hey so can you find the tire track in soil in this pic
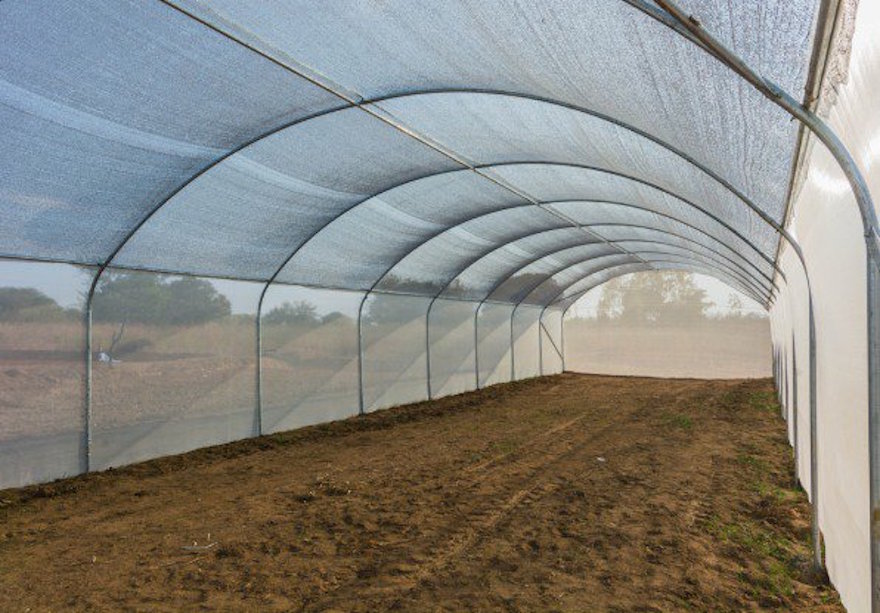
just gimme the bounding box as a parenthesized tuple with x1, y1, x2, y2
(403, 382, 740, 611)
(301, 386, 652, 612)
(394, 407, 659, 604)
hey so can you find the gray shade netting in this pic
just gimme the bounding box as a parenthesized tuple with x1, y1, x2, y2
(15, 1, 880, 610)
(0, 0, 821, 307)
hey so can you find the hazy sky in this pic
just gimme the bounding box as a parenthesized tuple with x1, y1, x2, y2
(0, 260, 362, 315)
(3, 260, 766, 318)
(566, 272, 768, 319)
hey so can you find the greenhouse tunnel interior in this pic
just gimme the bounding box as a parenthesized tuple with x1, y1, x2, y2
(1, 0, 880, 610)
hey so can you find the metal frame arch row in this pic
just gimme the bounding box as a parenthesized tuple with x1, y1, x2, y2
(590, 238, 777, 298)
(472, 161, 779, 262)
(503, 231, 774, 305)
(81, 0, 803, 474)
(466, 238, 769, 319)
(395, 205, 773, 315)
(366, 193, 778, 301)
(136, 1, 797, 277)
(422, 227, 769, 397)
(546, 257, 768, 312)
(148, 0, 807, 285)
(77, 3, 793, 308)
(90, 0, 800, 444)
(79, 0, 844, 584)
(258, 160, 781, 302)
(152, 0, 832, 319)
(520, 249, 770, 308)
(337, 160, 785, 308)
(575, 227, 773, 300)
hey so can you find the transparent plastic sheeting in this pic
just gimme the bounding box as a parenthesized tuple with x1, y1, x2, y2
(769, 2, 880, 608)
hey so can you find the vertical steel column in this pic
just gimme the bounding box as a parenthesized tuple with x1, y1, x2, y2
(808, 296, 821, 569)
(474, 302, 481, 390)
(509, 303, 517, 382)
(255, 308, 263, 436)
(538, 306, 546, 376)
(357, 292, 368, 415)
(560, 309, 566, 372)
(254, 281, 274, 438)
(83, 292, 93, 474)
(81, 269, 107, 475)
(425, 298, 434, 400)
(868, 240, 880, 610)
(792, 333, 800, 486)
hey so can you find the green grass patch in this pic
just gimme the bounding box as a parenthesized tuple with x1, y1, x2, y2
(736, 452, 768, 473)
(663, 413, 694, 430)
(487, 439, 519, 456)
(707, 515, 796, 599)
(747, 390, 779, 414)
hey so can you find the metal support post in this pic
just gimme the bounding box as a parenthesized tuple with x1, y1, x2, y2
(357, 293, 368, 415)
(474, 303, 481, 389)
(426, 299, 434, 400)
(792, 333, 799, 487)
(868, 240, 880, 608)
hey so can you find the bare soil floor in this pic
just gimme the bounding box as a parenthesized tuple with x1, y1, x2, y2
(0, 374, 842, 612)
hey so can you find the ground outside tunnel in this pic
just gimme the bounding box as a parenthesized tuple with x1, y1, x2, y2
(0, 373, 842, 612)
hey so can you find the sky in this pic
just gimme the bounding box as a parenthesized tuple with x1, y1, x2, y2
(0, 260, 361, 315)
(565, 272, 768, 319)
(3, 260, 767, 319)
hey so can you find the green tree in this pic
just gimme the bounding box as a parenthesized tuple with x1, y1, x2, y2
(0, 287, 67, 321)
(597, 272, 710, 325)
(363, 292, 426, 326)
(263, 301, 319, 326)
(92, 273, 231, 325)
(320, 311, 351, 325)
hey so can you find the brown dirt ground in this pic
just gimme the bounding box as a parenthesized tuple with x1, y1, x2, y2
(0, 374, 842, 612)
